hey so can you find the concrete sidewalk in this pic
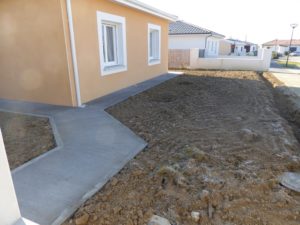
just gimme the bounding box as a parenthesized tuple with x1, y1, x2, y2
(0, 73, 177, 225)
(270, 69, 300, 97)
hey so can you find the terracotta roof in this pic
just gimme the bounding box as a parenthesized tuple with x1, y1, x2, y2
(169, 21, 225, 37)
(263, 39, 300, 46)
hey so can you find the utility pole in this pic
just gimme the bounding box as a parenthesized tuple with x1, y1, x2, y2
(286, 23, 298, 67)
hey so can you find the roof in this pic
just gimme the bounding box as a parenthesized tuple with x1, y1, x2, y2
(112, 0, 177, 21)
(169, 21, 225, 37)
(262, 39, 300, 46)
(227, 38, 257, 46)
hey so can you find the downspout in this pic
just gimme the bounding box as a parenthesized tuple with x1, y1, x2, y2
(204, 32, 213, 56)
(66, 0, 82, 107)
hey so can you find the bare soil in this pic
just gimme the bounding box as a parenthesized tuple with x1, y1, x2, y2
(263, 72, 300, 142)
(0, 111, 56, 170)
(65, 71, 300, 225)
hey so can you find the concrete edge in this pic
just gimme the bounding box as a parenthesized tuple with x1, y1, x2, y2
(51, 141, 147, 225)
(0, 109, 64, 175)
(14, 218, 39, 225)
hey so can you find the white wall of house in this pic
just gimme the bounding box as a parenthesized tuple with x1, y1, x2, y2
(169, 34, 207, 49)
(189, 48, 272, 71)
(263, 45, 288, 54)
(263, 45, 300, 54)
(169, 34, 221, 57)
(0, 130, 21, 225)
(206, 38, 220, 57)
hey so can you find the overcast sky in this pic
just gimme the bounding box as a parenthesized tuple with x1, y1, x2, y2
(141, 0, 300, 45)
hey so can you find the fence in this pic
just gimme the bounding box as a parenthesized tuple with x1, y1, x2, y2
(169, 48, 272, 71)
(168, 49, 190, 69)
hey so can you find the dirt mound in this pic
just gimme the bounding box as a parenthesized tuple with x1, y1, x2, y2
(0, 111, 55, 170)
(263, 72, 300, 142)
(65, 71, 300, 225)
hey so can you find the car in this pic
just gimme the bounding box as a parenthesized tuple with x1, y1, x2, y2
(290, 51, 300, 56)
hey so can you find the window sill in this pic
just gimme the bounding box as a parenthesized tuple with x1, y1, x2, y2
(148, 59, 161, 66)
(101, 65, 127, 76)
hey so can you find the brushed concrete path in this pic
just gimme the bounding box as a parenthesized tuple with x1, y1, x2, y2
(269, 66, 300, 97)
(0, 73, 177, 225)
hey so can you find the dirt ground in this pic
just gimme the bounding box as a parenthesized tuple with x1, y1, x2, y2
(0, 111, 55, 170)
(66, 71, 300, 225)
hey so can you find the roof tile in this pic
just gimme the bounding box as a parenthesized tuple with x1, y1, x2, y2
(169, 21, 224, 37)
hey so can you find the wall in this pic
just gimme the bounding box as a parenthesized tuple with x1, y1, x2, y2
(169, 35, 221, 57)
(0, 130, 21, 225)
(71, 0, 169, 103)
(219, 40, 231, 56)
(0, 0, 76, 106)
(189, 48, 272, 71)
(263, 45, 288, 55)
(168, 49, 190, 69)
(169, 34, 207, 50)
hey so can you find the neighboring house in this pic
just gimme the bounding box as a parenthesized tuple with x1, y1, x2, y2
(0, 0, 177, 107)
(227, 39, 258, 56)
(168, 21, 225, 57)
(262, 39, 300, 55)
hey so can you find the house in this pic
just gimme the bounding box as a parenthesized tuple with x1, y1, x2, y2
(226, 39, 258, 56)
(168, 21, 225, 57)
(0, 0, 177, 107)
(262, 39, 300, 55)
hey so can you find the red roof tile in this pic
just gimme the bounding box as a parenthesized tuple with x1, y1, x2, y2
(263, 39, 300, 46)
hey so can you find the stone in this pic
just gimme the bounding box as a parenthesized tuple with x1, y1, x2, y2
(157, 166, 178, 178)
(110, 177, 119, 186)
(280, 172, 300, 192)
(241, 128, 259, 142)
(200, 190, 210, 201)
(191, 211, 200, 222)
(148, 215, 171, 225)
(185, 146, 207, 162)
(75, 212, 89, 225)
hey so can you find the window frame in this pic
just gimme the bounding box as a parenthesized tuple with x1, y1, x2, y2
(97, 11, 127, 76)
(148, 23, 161, 66)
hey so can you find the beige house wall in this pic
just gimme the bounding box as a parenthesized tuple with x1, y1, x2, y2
(71, 0, 169, 103)
(0, 0, 76, 106)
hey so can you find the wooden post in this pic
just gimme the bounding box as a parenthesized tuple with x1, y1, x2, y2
(0, 129, 22, 225)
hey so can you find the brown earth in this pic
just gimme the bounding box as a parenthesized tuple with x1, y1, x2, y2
(0, 111, 56, 170)
(65, 71, 300, 225)
(262, 72, 300, 142)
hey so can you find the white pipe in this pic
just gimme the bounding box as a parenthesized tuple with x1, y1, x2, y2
(66, 0, 82, 107)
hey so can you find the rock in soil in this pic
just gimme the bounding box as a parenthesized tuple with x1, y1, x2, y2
(280, 172, 300, 192)
(148, 215, 171, 225)
(191, 211, 200, 222)
(75, 212, 89, 225)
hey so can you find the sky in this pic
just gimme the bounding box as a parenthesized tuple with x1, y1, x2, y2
(141, 0, 300, 45)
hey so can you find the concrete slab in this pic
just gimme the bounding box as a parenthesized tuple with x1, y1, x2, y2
(280, 172, 300, 192)
(269, 67, 300, 75)
(0, 73, 178, 225)
(271, 72, 300, 97)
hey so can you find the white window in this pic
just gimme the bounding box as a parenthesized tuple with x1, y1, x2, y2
(97, 11, 127, 76)
(148, 23, 161, 65)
